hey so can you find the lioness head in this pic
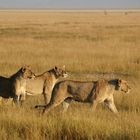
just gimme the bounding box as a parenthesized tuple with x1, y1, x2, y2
(21, 66, 36, 79)
(53, 66, 68, 78)
(117, 79, 131, 94)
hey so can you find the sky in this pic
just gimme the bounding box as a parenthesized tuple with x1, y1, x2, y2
(0, 0, 140, 9)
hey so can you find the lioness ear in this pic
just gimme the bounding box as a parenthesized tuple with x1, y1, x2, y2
(117, 79, 122, 85)
(23, 65, 31, 69)
(54, 66, 58, 70)
(26, 65, 31, 69)
(22, 67, 26, 72)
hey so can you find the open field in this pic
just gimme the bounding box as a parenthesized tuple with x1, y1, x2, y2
(0, 10, 140, 140)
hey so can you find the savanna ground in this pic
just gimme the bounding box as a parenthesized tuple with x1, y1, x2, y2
(0, 10, 140, 140)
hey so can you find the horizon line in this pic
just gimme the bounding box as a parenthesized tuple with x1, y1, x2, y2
(0, 8, 140, 11)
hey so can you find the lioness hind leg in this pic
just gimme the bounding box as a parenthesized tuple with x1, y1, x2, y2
(42, 103, 55, 115)
(62, 98, 72, 113)
(19, 94, 26, 106)
(13, 95, 20, 106)
(43, 97, 67, 115)
(35, 104, 46, 109)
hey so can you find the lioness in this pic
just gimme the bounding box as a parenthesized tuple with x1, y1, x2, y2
(41, 79, 131, 114)
(26, 66, 68, 105)
(0, 66, 35, 105)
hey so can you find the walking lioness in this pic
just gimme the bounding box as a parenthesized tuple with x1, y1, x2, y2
(26, 66, 68, 105)
(42, 79, 131, 114)
(0, 66, 35, 105)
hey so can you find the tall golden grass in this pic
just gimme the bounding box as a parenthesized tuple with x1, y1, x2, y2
(0, 10, 140, 140)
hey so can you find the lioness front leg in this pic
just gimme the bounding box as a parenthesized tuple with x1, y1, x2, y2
(19, 93, 26, 106)
(91, 100, 98, 111)
(13, 95, 20, 106)
(104, 100, 118, 113)
(35, 92, 51, 109)
(43, 92, 51, 105)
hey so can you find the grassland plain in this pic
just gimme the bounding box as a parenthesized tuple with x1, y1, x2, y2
(0, 10, 140, 140)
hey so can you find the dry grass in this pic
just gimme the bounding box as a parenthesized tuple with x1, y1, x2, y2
(0, 10, 140, 140)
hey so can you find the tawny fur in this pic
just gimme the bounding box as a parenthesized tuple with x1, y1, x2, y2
(41, 79, 130, 114)
(0, 66, 35, 105)
(26, 66, 68, 105)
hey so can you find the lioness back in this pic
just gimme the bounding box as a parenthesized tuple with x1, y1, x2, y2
(52, 80, 95, 102)
(26, 78, 44, 95)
